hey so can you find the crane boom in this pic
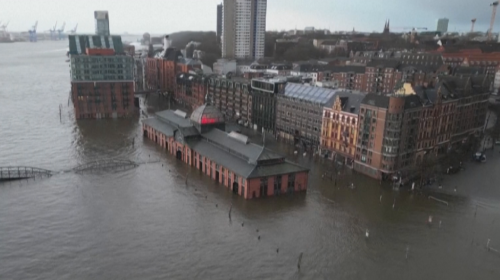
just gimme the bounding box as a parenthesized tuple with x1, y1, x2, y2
(489, 1, 499, 40)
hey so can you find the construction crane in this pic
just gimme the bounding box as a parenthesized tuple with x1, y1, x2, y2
(488, 1, 499, 41)
(57, 22, 65, 40)
(69, 23, 78, 34)
(29, 21, 38, 42)
(471, 18, 477, 33)
(50, 21, 57, 40)
(0, 21, 9, 37)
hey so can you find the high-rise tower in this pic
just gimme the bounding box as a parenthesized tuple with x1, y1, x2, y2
(217, 3, 223, 44)
(94, 11, 110, 36)
(222, 0, 267, 60)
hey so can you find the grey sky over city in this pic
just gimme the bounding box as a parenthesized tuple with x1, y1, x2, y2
(0, 0, 496, 34)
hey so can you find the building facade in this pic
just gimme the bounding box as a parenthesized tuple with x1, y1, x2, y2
(320, 91, 366, 165)
(364, 59, 403, 94)
(276, 83, 337, 151)
(145, 48, 185, 94)
(207, 77, 253, 125)
(94, 11, 110, 36)
(68, 33, 135, 119)
(353, 78, 490, 180)
(175, 73, 210, 110)
(217, 3, 223, 44)
(142, 105, 309, 199)
(251, 78, 286, 132)
(222, 0, 267, 59)
(437, 18, 449, 33)
(354, 93, 422, 179)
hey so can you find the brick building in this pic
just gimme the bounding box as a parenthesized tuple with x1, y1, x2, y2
(68, 34, 135, 119)
(440, 49, 500, 78)
(175, 73, 211, 110)
(207, 76, 253, 126)
(364, 59, 403, 94)
(145, 48, 184, 94)
(320, 90, 366, 165)
(353, 77, 490, 180)
(354, 92, 422, 179)
(142, 105, 309, 199)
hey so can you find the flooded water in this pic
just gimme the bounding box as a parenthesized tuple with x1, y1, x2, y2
(1, 41, 500, 280)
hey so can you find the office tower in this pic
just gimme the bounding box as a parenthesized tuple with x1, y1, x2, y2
(217, 3, 223, 44)
(222, 0, 267, 60)
(95, 11, 110, 36)
(436, 18, 449, 33)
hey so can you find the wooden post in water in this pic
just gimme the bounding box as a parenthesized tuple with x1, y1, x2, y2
(297, 252, 303, 271)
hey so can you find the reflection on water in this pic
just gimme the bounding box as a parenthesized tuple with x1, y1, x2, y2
(0, 41, 499, 280)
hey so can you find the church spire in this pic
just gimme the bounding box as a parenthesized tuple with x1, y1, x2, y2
(383, 19, 390, 34)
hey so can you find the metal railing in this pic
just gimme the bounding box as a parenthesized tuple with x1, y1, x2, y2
(0, 166, 52, 181)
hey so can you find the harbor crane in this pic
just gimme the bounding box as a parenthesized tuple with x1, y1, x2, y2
(29, 21, 38, 42)
(0, 21, 9, 37)
(69, 23, 78, 34)
(49, 21, 57, 40)
(57, 22, 65, 40)
(470, 18, 477, 33)
(488, 1, 499, 41)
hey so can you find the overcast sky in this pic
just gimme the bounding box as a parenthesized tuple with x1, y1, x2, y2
(0, 0, 496, 34)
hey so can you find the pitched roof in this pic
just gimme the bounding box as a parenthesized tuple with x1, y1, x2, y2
(333, 90, 367, 114)
(247, 160, 309, 178)
(366, 59, 401, 69)
(361, 93, 390, 108)
(68, 35, 124, 55)
(284, 83, 338, 106)
(156, 110, 192, 128)
(142, 118, 174, 136)
(185, 129, 307, 178)
(201, 129, 283, 164)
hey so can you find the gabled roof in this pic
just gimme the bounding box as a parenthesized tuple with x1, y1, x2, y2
(201, 129, 283, 164)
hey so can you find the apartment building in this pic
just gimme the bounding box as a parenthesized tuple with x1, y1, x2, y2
(222, 0, 267, 59)
(207, 76, 253, 126)
(320, 90, 366, 165)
